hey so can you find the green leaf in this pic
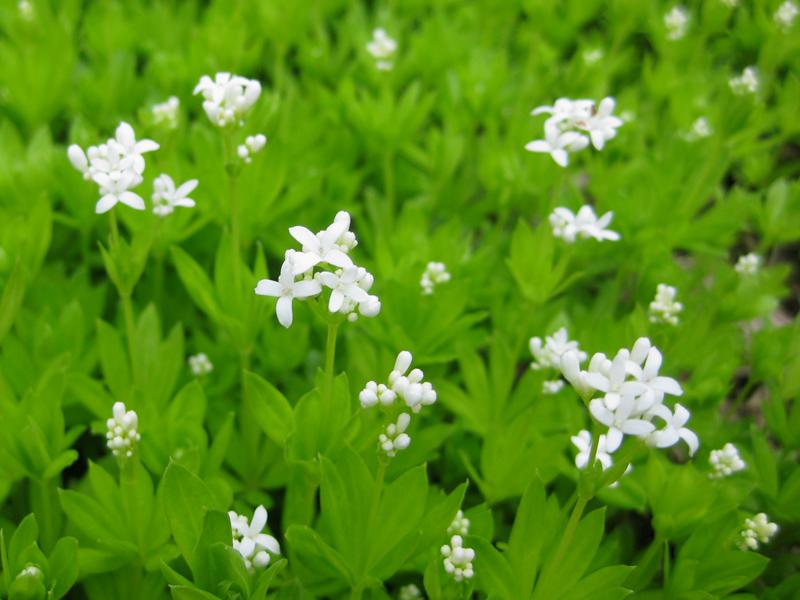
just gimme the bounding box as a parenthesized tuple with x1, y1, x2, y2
(244, 371, 294, 446)
(9, 514, 38, 568)
(170, 246, 222, 323)
(468, 536, 520, 599)
(48, 537, 79, 600)
(169, 586, 221, 600)
(507, 478, 548, 596)
(0, 260, 26, 345)
(96, 319, 131, 401)
(285, 524, 353, 583)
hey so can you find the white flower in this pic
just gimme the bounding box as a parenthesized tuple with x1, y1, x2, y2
(254, 253, 322, 328)
(193, 72, 261, 128)
(584, 97, 624, 150)
(398, 584, 423, 600)
(664, 6, 689, 40)
(729, 67, 759, 95)
(525, 122, 589, 167)
(649, 284, 683, 325)
(583, 48, 604, 65)
(735, 253, 761, 275)
(775, 1, 798, 30)
(316, 266, 371, 313)
(229, 505, 280, 570)
(448, 510, 470, 536)
(571, 430, 613, 470)
(237, 133, 268, 164)
(441, 535, 475, 582)
(710, 443, 746, 478)
(152, 174, 198, 217)
(549, 205, 620, 243)
(188, 353, 213, 376)
(626, 339, 684, 411)
(542, 379, 565, 394)
(738, 513, 778, 551)
(152, 96, 180, 128)
(530, 327, 586, 370)
(67, 122, 158, 214)
(379, 413, 412, 457)
(288, 211, 356, 275)
(420, 262, 451, 295)
(105, 402, 141, 458)
(360, 351, 437, 414)
(683, 117, 712, 141)
(646, 403, 699, 456)
(367, 28, 397, 71)
(589, 394, 655, 453)
(532, 98, 594, 124)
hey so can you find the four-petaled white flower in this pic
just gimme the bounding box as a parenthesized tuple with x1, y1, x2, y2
(583, 97, 624, 150)
(367, 28, 397, 71)
(316, 266, 371, 313)
(664, 6, 689, 40)
(105, 401, 141, 458)
(649, 283, 683, 325)
(549, 205, 620, 243)
(254, 253, 322, 328)
(590, 393, 655, 453)
(646, 403, 699, 456)
(152, 174, 198, 217)
(571, 429, 613, 470)
(525, 122, 589, 167)
(188, 352, 213, 376)
(379, 413, 412, 457)
(735, 253, 761, 275)
(289, 211, 355, 275)
(229, 505, 281, 570)
(530, 327, 586, 370)
(193, 72, 261, 127)
(709, 443, 746, 478)
(738, 513, 778, 551)
(441, 535, 475, 582)
(152, 96, 180, 128)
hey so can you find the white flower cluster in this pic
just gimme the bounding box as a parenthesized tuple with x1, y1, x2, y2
(729, 67, 759, 96)
(441, 535, 475, 582)
(649, 284, 683, 325)
(709, 443, 746, 478)
(683, 117, 712, 141)
(105, 401, 141, 458)
(664, 6, 689, 40)
(229, 505, 281, 570)
(379, 413, 411, 457)
(530, 327, 586, 370)
(561, 337, 698, 455)
(583, 48, 604, 65)
(188, 352, 213, 376)
(254, 211, 380, 327)
(549, 206, 620, 243)
(152, 96, 180, 128)
(152, 174, 198, 217)
(775, 1, 798, 30)
(542, 379, 564, 395)
(67, 122, 159, 214)
(360, 351, 437, 458)
(420, 262, 451, 295)
(237, 133, 267, 164)
(366, 28, 397, 71)
(526, 97, 623, 167)
(735, 253, 761, 275)
(398, 584, 423, 600)
(738, 513, 778, 551)
(193, 72, 261, 128)
(447, 509, 470, 536)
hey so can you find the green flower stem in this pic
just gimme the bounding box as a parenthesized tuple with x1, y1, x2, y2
(109, 211, 137, 372)
(383, 151, 395, 225)
(223, 129, 243, 293)
(352, 458, 388, 599)
(323, 321, 339, 416)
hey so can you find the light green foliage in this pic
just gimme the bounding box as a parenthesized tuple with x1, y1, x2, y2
(0, 0, 798, 599)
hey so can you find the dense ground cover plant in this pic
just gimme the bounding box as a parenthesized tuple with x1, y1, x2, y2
(0, 0, 799, 598)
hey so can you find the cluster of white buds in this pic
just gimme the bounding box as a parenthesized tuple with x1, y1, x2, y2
(542, 379, 565, 394)
(398, 584, 423, 600)
(571, 430, 632, 486)
(193, 72, 261, 128)
(420, 262, 451, 295)
(664, 6, 689, 40)
(709, 443, 746, 478)
(67, 122, 159, 214)
(152, 174, 198, 217)
(735, 253, 761, 275)
(775, 1, 798, 30)
(447, 510, 470, 536)
(237, 133, 267, 164)
(360, 351, 437, 458)
(106, 401, 141, 458)
(152, 96, 180, 128)
(366, 28, 397, 71)
(649, 284, 683, 325)
(188, 352, 213, 376)
(549, 206, 620, 243)
(441, 535, 475, 582)
(526, 97, 623, 167)
(229, 505, 281, 570)
(738, 513, 778, 551)
(254, 211, 380, 327)
(530, 327, 586, 370)
(683, 117, 712, 141)
(560, 337, 698, 456)
(378, 413, 412, 457)
(729, 67, 759, 95)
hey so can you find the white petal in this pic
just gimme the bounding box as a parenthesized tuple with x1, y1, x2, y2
(254, 279, 282, 297)
(250, 506, 267, 533)
(67, 145, 88, 171)
(622, 419, 656, 437)
(293, 280, 322, 298)
(276, 295, 294, 328)
(324, 248, 354, 269)
(605, 428, 623, 452)
(115, 122, 135, 147)
(119, 191, 145, 210)
(328, 289, 344, 312)
(256, 534, 280, 555)
(175, 179, 199, 198)
(525, 140, 550, 153)
(134, 139, 160, 153)
(551, 149, 569, 167)
(290, 252, 319, 276)
(95, 194, 118, 214)
(288, 226, 319, 250)
(679, 428, 699, 456)
(589, 398, 614, 426)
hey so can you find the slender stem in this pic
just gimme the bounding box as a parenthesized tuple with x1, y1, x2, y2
(383, 152, 395, 224)
(550, 494, 588, 570)
(324, 321, 339, 404)
(121, 292, 137, 373)
(663, 539, 671, 587)
(109, 209, 120, 248)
